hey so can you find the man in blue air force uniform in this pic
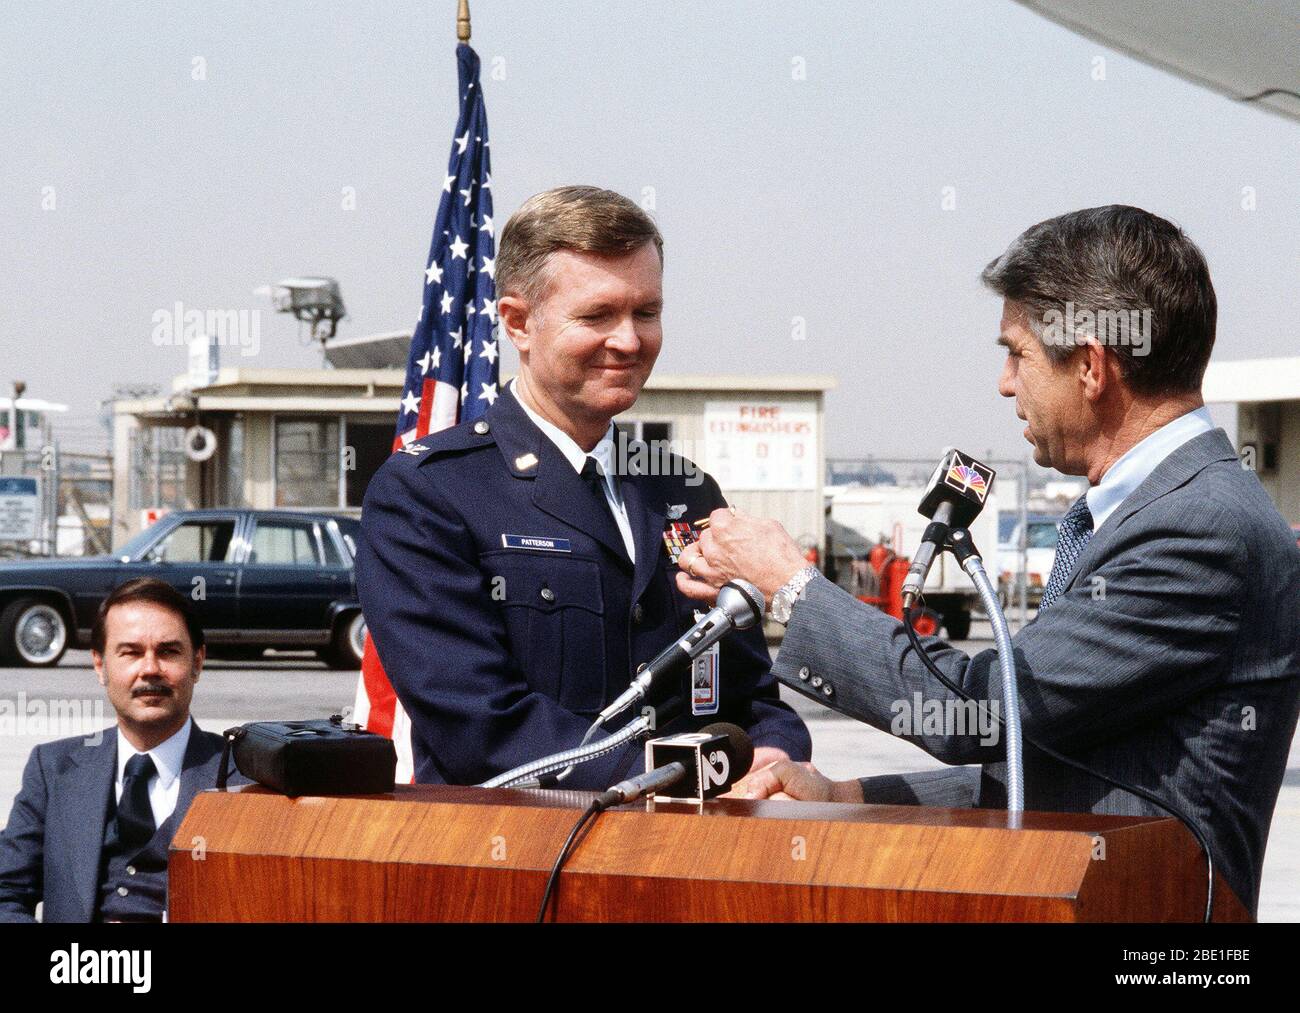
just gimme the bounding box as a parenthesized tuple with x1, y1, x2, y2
(357, 186, 810, 789)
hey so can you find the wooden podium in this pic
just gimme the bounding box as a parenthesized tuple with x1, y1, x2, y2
(168, 784, 1248, 922)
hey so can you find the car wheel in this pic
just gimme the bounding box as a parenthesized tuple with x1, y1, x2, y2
(322, 611, 366, 670)
(0, 598, 70, 667)
(943, 610, 971, 641)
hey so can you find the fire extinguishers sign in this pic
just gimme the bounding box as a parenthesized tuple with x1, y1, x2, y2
(702, 401, 817, 491)
(0, 477, 40, 542)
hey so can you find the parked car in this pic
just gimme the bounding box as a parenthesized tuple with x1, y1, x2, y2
(997, 513, 1061, 607)
(0, 509, 365, 669)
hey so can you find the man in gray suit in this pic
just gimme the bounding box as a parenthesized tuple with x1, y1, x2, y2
(0, 577, 242, 922)
(674, 206, 1300, 917)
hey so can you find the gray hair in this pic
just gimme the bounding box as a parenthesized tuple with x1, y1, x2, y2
(980, 205, 1216, 396)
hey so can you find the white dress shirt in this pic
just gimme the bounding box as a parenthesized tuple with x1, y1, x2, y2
(1085, 405, 1216, 534)
(511, 381, 637, 562)
(114, 719, 192, 830)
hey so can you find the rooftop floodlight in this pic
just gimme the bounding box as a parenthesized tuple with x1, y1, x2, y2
(256, 276, 347, 363)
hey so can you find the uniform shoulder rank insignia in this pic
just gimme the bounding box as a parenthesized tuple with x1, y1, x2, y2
(398, 442, 430, 456)
(662, 520, 700, 565)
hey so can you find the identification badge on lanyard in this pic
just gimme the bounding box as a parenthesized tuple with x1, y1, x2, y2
(690, 610, 720, 715)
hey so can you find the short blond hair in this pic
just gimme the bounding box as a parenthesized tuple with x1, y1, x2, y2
(496, 186, 664, 306)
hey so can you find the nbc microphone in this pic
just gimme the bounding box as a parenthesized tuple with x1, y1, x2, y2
(899, 448, 996, 609)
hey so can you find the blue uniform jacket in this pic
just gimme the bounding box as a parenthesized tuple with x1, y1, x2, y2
(356, 391, 811, 789)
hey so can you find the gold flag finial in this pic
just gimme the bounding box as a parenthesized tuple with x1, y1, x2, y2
(457, 0, 471, 43)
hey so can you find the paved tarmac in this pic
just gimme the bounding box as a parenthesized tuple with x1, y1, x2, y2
(1, 626, 1295, 921)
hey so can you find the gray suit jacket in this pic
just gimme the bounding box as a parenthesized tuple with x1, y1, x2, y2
(0, 720, 242, 922)
(775, 429, 1300, 916)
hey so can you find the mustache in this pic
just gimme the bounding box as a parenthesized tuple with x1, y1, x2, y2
(131, 684, 174, 698)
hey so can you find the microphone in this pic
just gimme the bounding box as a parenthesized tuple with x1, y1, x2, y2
(594, 762, 687, 809)
(643, 722, 754, 803)
(900, 448, 996, 609)
(595, 580, 766, 727)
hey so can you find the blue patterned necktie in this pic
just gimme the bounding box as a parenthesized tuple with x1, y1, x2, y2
(1038, 494, 1094, 612)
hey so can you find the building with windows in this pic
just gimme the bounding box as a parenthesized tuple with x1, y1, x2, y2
(111, 359, 835, 552)
(1204, 355, 1300, 525)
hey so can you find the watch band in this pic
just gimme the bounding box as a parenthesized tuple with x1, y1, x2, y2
(771, 565, 820, 625)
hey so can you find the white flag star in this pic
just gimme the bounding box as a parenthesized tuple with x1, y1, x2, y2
(480, 255, 495, 279)
(480, 298, 497, 324)
(449, 234, 469, 260)
(401, 390, 420, 416)
(440, 291, 454, 315)
(479, 215, 494, 238)
(425, 262, 443, 286)
(461, 381, 469, 403)
(481, 173, 492, 190)
(459, 186, 473, 207)
(479, 339, 498, 365)
(450, 327, 463, 349)
(478, 382, 499, 406)
(455, 131, 469, 154)
(417, 350, 432, 374)
(442, 173, 456, 193)
(431, 346, 442, 370)
(463, 341, 474, 365)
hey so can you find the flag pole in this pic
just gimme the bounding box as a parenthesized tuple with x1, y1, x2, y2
(457, 0, 471, 43)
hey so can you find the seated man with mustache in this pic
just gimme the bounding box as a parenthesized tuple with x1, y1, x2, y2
(0, 578, 243, 922)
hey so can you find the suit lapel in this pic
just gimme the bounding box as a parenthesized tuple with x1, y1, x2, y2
(531, 437, 631, 567)
(490, 392, 632, 567)
(1063, 428, 1239, 595)
(172, 720, 216, 831)
(622, 473, 667, 604)
(58, 729, 117, 921)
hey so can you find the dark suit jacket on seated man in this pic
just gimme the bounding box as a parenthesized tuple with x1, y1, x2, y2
(357, 186, 810, 789)
(674, 206, 1300, 917)
(0, 578, 244, 922)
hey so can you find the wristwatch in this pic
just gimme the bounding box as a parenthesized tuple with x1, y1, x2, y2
(769, 566, 820, 626)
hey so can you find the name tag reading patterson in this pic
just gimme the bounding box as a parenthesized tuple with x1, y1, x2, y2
(501, 534, 573, 553)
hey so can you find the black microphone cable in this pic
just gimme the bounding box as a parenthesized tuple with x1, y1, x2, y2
(536, 799, 602, 923)
(536, 761, 692, 921)
(900, 604, 1217, 924)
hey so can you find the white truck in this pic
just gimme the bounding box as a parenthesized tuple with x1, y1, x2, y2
(825, 484, 1000, 640)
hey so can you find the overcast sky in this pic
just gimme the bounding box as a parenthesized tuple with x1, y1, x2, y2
(3, 0, 1295, 460)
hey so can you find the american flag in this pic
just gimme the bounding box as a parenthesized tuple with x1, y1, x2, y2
(354, 43, 499, 781)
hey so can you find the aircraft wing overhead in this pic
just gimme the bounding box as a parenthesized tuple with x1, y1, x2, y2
(1015, 0, 1300, 122)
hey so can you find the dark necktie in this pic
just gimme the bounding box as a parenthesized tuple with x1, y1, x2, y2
(1038, 494, 1094, 612)
(580, 457, 630, 561)
(580, 456, 617, 522)
(117, 752, 157, 849)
